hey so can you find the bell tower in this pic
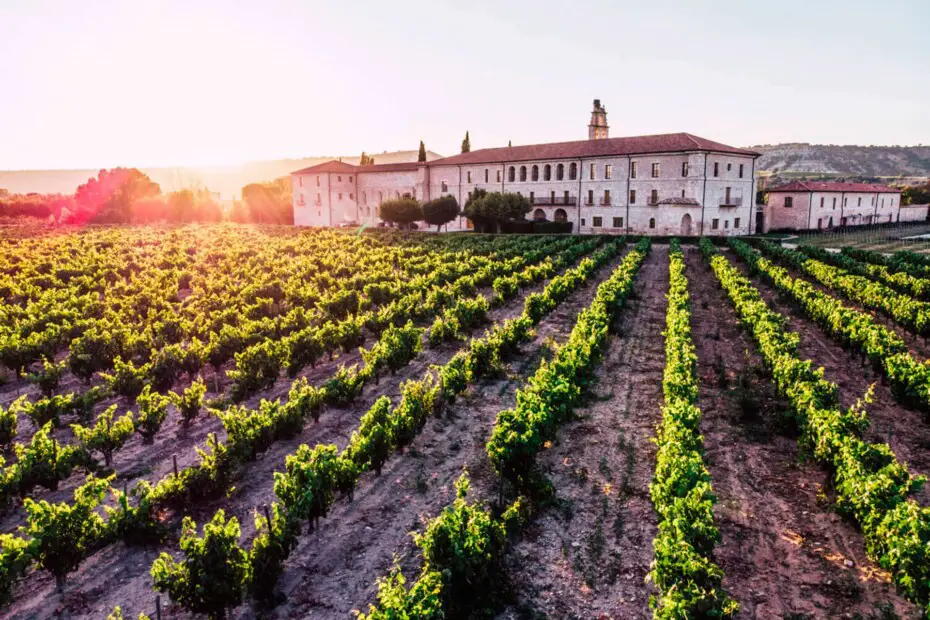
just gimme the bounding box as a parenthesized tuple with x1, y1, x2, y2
(588, 99, 609, 140)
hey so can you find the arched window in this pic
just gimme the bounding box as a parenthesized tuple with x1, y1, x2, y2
(508, 166, 516, 182)
(533, 208, 546, 221)
(544, 164, 551, 181)
(649, 218, 656, 229)
(569, 162, 578, 180)
(554, 208, 568, 223)
(556, 164, 564, 181)
(519, 166, 527, 182)
(531, 165, 539, 181)
(441, 181, 448, 193)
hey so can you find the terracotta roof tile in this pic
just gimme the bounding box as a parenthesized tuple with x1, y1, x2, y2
(291, 160, 357, 175)
(768, 181, 900, 194)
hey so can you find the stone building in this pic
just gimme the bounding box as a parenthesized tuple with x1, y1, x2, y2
(292, 100, 760, 236)
(759, 181, 903, 233)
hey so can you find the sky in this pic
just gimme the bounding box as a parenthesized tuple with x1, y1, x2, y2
(1, 0, 928, 170)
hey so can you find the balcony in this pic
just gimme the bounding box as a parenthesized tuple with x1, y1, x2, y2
(647, 199, 659, 206)
(600, 198, 612, 206)
(532, 196, 577, 206)
(720, 196, 743, 207)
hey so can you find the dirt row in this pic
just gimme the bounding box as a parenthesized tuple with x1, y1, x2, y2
(688, 247, 920, 619)
(4, 250, 628, 619)
(732, 251, 930, 509)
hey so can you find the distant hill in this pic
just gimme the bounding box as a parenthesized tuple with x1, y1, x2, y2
(751, 143, 930, 179)
(0, 149, 444, 199)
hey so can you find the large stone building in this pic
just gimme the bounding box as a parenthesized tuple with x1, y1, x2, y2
(292, 100, 760, 236)
(759, 181, 904, 233)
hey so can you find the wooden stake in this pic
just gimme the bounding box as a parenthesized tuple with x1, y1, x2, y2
(155, 595, 162, 620)
(172, 455, 178, 478)
(263, 504, 272, 530)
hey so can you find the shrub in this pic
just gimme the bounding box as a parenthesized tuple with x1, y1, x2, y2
(135, 385, 170, 444)
(170, 376, 207, 427)
(72, 404, 135, 467)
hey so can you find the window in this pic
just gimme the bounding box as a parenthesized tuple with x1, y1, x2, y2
(569, 162, 578, 180)
(820, 197, 825, 208)
(891, 198, 895, 207)
(613, 217, 623, 228)
(544, 164, 551, 181)
(550, 190, 556, 203)
(650, 189, 658, 205)
(299, 177, 303, 187)
(298, 194, 305, 205)
(681, 162, 688, 177)
(349, 176, 353, 182)
(726, 163, 732, 172)
(603, 189, 611, 205)
(554, 208, 568, 222)
(564, 190, 570, 204)
(590, 163, 596, 180)
(605, 164, 612, 179)
(713, 162, 719, 177)
(485, 169, 489, 183)
(519, 166, 527, 182)
(508, 167, 515, 182)
(441, 181, 448, 193)
(785, 197, 794, 208)
(817, 218, 823, 229)
(529, 191, 535, 203)
(832, 197, 837, 209)
(581, 218, 586, 226)
(858, 197, 862, 206)
(316, 192, 321, 203)
(587, 189, 594, 206)
(363, 192, 367, 204)
(349, 193, 354, 200)
(378, 191, 383, 204)
(467, 171, 472, 183)
(712, 218, 719, 230)
(681, 189, 686, 198)
(630, 161, 638, 179)
(844, 197, 848, 207)
(724, 187, 732, 204)
(316, 176, 320, 187)
(531, 165, 539, 181)
(497, 169, 502, 183)
(593, 216, 603, 227)
(739, 164, 744, 178)
(724, 219, 729, 229)
(338, 192, 343, 200)
(557, 163, 564, 180)
(734, 217, 741, 228)
(630, 189, 636, 204)
(882, 198, 885, 208)
(337, 175, 342, 182)
(649, 218, 656, 229)
(651, 162, 660, 178)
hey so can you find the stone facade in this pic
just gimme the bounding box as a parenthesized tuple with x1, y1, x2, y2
(759, 182, 903, 233)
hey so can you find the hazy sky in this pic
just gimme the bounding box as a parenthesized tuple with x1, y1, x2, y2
(1, 0, 928, 170)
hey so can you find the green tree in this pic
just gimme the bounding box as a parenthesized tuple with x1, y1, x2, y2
(463, 191, 530, 232)
(902, 183, 930, 205)
(240, 177, 293, 225)
(72, 168, 160, 223)
(461, 131, 471, 154)
(72, 405, 135, 467)
(379, 198, 422, 228)
(422, 195, 460, 232)
(418, 141, 427, 163)
(168, 189, 196, 222)
(151, 510, 251, 620)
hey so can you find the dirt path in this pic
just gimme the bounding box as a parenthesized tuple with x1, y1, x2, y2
(3, 252, 625, 620)
(494, 245, 668, 619)
(730, 254, 930, 508)
(690, 248, 921, 619)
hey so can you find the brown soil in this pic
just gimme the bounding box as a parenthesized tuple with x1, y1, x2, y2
(731, 252, 930, 508)
(494, 246, 669, 619)
(691, 247, 921, 619)
(3, 251, 627, 620)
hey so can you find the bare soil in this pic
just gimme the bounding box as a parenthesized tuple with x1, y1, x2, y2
(688, 247, 921, 619)
(731, 253, 930, 508)
(494, 245, 669, 619)
(3, 251, 626, 620)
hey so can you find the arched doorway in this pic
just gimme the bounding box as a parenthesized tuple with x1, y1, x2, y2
(680, 213, 693, 236)
(533, 209, 547, 221)
(554, 208, 568, 223)
(755, 212, 765, 234)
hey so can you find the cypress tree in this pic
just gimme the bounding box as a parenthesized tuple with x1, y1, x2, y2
(461, 131, 471, 153)
(418, 141, 427, 162)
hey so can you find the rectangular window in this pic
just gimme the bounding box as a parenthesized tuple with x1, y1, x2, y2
(587, 189, 594, 205)
(844, 197, 847, 207)
(316, 176, 320, 186)
(529, 191, 535, 203)
(316, 193, 321, 203)
(467, 171, 472, 183)
(338, 192, 343, 200)
(441, 181, 448, 192)
(725, 187, 731, 204)
(603, 189, 611, 205)
(820, 197, 825, 208)
(349, 193, 354, 200)
(485, 169, 489, 183)
(613, 217, 623, 228)
(882, 198, 885, 207)
(497, 169, 502, 182)
(785, 197, 794, 208)
(651, 162, 660, 178)
(817, 218, 823, 229)
(589, 163, 596, 180)
(581, 218, 586, 226)
(630, 161, 638, 179)
(337, 176, 342, 182)
(681, 162, 688, 177)
(298, 194, 305, 205)
(858, 197, 862, 206)
(724, 219, 729, 229)
(727, 163, 732, 172)
(593, 216, 603, 227)
(550, 190, 556, 203)
(681, 189, 686, 198)
(739, 164, 744, 178)
(712, 218, 719, 230)
(630, 189, 636, 204)
(605, 164, 613, 179)
(734, 217, 741, 228)
(349, 176, 353, 182)
(713, 162, 719, 177)
(299, 177, 303, 187)
(832, 197, 837, 209)
(650, 189, 658, 205)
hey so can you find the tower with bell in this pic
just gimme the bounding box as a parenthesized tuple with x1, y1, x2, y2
(588, 99, 609, 140)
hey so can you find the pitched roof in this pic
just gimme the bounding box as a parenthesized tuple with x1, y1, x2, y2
(767, 181, 900, 194)
(657, 196, 701, 205)
(358, 162, 423, 173)
(291, 160, 357, 175)
(429, 132, 759, 167)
